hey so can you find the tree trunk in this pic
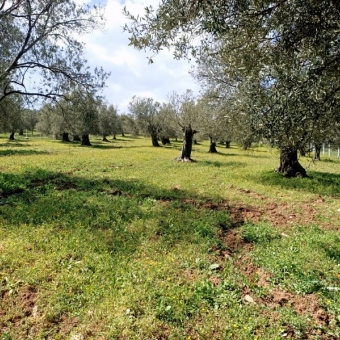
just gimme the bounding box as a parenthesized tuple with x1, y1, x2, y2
(276, 146, 307, 178)
(161, 137, 170, 145)
(121, 132, 125, 137)
(314, 143, 321, 161)
(243, 139, 252, 150)
(19, 129, 24, 136)
(299, 147, 306, 157)
(103, 135, 109, 142)
(73, 135, 81, 142)
(175, 124, 197, 162)
(225, 141, 231, 148)
(113, 134, 116, 140)
(9, 131, 15, 140)
(151, 132, 160, 147)
(81, 134, 91, 146)
(208, 137, 217, 153)
(62, 132, 70, 142)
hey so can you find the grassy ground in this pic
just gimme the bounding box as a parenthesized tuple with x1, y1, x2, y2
(0, 134, 340, 339)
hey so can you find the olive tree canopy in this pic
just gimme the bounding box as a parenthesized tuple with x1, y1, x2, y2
(124, 0, 340, 176)
(0, 0, 108, 104)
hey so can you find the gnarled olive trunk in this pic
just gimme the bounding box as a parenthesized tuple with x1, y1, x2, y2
(62, 132, 70, 142)
(276, 146, 307, 178)
(243, 138, 252, 150)
(299, 147, 306, 157)
(103, 135, 109, 142)
(175, 124, 197, 162)
(73, 135, 81, 142)
(208, 137, 217, 153)
(161, 137, 170, 145)
(9, 130, 15, 140)
(151, 132, 160, 147)
(81, 134, 91, 146)
(225, 141, 231, 148)
(314, 143, 321, 161)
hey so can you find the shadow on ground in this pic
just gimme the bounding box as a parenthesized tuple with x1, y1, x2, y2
(257, 170, 340, 196)
(0, 149, 49, 157)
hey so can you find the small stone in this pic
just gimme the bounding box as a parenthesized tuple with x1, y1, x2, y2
(32, 305, 38, 318)
(70, 334, 84, 340)
(244, 294, 255, 304)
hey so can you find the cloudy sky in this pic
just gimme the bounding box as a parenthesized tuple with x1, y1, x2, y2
(77, 0, 199, 113)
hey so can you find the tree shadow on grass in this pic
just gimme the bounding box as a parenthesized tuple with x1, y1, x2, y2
(0, 168, 239, 261)
(236, 153, 272, 159)
(0, 142, 31, 147)
(200, 160, 246, 168)
(0, 149, 49, 157)
(90, 144, 122, 149)
(257, 170, 340, 196)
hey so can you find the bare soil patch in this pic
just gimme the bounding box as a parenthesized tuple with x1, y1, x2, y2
(0, 285, 38, 335)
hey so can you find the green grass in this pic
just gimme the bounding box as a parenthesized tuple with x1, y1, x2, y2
(0, 134, 340, 339)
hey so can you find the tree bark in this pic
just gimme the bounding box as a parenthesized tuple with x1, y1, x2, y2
(9, 131, 15, 140)
(73, 135, 81, 142)
(276, 146, 307, 177)
(243, 139, 252, 150)
(225, 141, 231, 148)
(113, 134, 116, 140)
(62, 132, 70, 142)
(299, 147, 306, 157)
(175, 124, 197, 161)
(208, 137, 217, 153)
(161, 137, 170, 145)
(102, 135, 109, 142)
(314, 143, 321, 161)
(81, 134, 91, 146)
(151, 132, 160, 147)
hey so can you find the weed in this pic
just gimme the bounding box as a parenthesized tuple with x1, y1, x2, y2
(0, 135, 339, 338)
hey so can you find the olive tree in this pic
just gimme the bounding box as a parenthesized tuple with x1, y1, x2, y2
(128, 96, 162, 147)
(124, 0, 340, 177)
(98, 103, 122, 141)
(168, 90, 199, 161)
(0, 94, 24, 139)
(0, 0, 108, 104)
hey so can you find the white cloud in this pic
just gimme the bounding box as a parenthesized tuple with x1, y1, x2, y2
(77, 0, 199, 113)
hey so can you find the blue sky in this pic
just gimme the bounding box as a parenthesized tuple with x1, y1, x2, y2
(77, 0, 199, 113)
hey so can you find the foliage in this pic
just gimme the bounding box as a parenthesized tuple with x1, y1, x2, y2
(128, 96, 162, 146)
(0, 0, 109, 104)
(124, 0, 340, 175)
(97, 102, 122, 140)
(0, 94, 24, 136)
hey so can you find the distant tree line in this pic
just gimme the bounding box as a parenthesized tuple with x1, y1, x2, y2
(2, 0, 340, 177)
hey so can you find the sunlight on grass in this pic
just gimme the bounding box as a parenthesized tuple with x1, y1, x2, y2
(0, 135, 340, 339)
